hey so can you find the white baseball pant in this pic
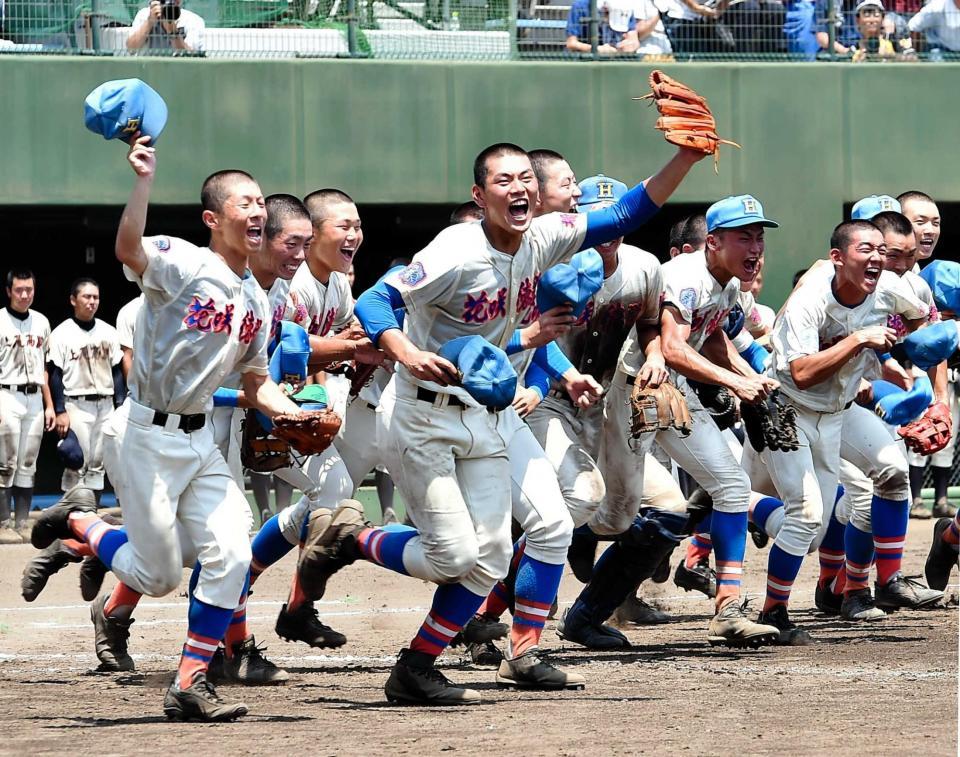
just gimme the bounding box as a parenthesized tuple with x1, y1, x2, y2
(0, 388, 44, 488)
(62, 397, 114, 492)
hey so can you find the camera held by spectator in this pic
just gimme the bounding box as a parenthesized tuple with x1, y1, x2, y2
(127, 0, 205, 53)
(851, 0, 913, 59)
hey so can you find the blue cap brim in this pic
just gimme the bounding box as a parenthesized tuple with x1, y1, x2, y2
(712, 218, 779, 231)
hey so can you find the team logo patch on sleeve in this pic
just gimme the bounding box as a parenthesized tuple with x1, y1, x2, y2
(152, 236, 171, 252)
(560, 213, 577, 227)
(678, 287, 697, 313)
(399, 262, 427, 287)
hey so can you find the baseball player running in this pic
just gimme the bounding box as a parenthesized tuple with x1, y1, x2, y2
(47, 278, 124, 501)
(296, 142, 704, 705)
(0, 269, 55, 540)
(28, 135, 310, 722)
(743, 218, 931, 641)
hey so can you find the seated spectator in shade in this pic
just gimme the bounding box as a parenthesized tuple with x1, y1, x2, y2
(851, 0, 913, 58)
(662, 0, 735, 54)
(566, 0, 638, 53)
(127, 0, 204, 53)
(602, 0, 675, 56)
(908, 0, 960, 52)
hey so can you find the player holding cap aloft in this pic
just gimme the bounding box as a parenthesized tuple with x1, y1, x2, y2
(29, 79, 314, 722)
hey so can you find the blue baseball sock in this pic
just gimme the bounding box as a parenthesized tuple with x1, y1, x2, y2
(357, 523, 417, 575)
(711, 510, 748, 605)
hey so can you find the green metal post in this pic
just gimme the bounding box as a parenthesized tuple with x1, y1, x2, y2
(589, 0, 598, 59)
(509, 0, 518, 58)
(347, 0, 359, 56)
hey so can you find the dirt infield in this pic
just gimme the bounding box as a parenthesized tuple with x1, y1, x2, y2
(0, 518, 956, 756)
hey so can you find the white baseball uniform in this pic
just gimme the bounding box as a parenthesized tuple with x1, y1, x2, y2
(101, 236, 270, 609)
(0, 307, 50, 490)
(48, 317, 122, 491)
(525, 243, 663, 534)
(376, 213, 587, 594)
(743, 267, 929, 557)
(115, 295, 143, 351)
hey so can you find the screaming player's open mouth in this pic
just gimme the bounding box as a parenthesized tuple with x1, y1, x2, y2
(246, 226, 263, 244)
(508, 199, 530, 224)
(918, 234, 935, 255)
(863, 263, 881, 286)
(340, 246, 356, 265)
(742, 257, 759, 277)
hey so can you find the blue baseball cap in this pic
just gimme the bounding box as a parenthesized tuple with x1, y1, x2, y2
(851, 195, 901, 220)
(705, 195, 779, 232)
(438, 336, 518, 411)
(578, 175, 629, 210)
(919, 259, 960, 313)
(57, 430, 84, 471)
(536, 250, 604, 319)
(84, 79, 168, 145)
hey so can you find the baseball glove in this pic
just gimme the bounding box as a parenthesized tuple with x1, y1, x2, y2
(241, 410, 292, 473)
(740, 390, 800, 453)
(898, 401, 953, 455)
(635, 70, 741, 174)
(349, 362, 379, 397)
(689, 380, 739, 431)
(272, 410, 342, 456)
(629, 380, 693, 439)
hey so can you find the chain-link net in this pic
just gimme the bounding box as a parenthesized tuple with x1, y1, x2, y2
(1, 0, 958, 59)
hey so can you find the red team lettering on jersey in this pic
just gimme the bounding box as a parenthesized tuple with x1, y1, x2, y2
(239, 311, 263, 344)
(183, 296, 234, 335)
(2, 334, 44, 349)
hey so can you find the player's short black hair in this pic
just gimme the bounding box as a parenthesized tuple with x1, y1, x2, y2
(669, 214, 707, 252)
(303, 189, 356, 226)
(265, 194, 311, 240)
(473, 143, 528, 187)
(830, 219, 880, 252)
(449, 200, 484, 225)
(527, 149, 566, 187)
(200, 170, 258, 213)
(6, 269, 34, 289)
(70, 277, 99, 297)
(871, 211, 915, 239)
(896, 190, 936, 208)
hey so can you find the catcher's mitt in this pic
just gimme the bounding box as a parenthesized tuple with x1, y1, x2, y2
(689, 380, 738, 431)
(898, 401, 953, 455)
(635, 70, 741, 174)
(629, 380, 693, 439)
(241, 409, 292, 473)
(272, 410, 342, 456)
(740, 390, 799, 453)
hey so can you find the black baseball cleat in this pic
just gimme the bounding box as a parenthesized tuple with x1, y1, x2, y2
(31, 486, 97, 550)
(557, 607, 630, 650)
(222, 635, 289, 685)
(874, 574, 943, 610)
(450, 614, 509, 647)
(384, 649, 481, 705)
(465, 640, 504, 667)
(275, 601, 347, 648)
(612, 595, 670, 626)
(163, 674, 249, 722)
(748, 522, 770, 550)
(674, 559, 717, 599)
(757, 604, 813, 646)
(90, 593, 135, 672)
(926, 518, 959, 591)
(80, 556, 109, 602)
(21, 540, 82, 602)
(814, 581, 843, 616)
(840, 588, 886, 621)
(496, 644, 586, 690)
(298, 501, 366, 602)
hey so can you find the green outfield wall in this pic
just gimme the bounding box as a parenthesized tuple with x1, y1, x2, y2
(3, 56, 958, 302)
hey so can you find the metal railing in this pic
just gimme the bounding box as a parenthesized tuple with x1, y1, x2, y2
(0, 0, 957, 59)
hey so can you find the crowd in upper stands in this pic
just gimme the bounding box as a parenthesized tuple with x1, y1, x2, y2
(563, 0, 960, 58)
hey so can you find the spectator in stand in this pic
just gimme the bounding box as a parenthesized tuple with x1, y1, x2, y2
(662, 0, 737, 54)
(127, 0, 204, 53)
(566, 0, 640, 53)
(908, 0, 960, 52)
(601, 0, 675, 56)
(815, 0, 860, 53)
(850, 0, 913, 58)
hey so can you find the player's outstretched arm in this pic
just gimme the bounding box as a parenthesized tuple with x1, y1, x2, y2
(643, 148, 706, 207)
(115, 134, 155, 278)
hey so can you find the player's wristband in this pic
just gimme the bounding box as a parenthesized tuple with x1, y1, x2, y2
(213, 388, 240, 407)
(505, 330, 524, 355)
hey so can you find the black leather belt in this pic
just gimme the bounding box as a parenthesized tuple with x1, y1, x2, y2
(152, 410, 206, 432)
(416, 387, 466, 408)
(1, 383, 39, 394)
(71, 394, 112, 402)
